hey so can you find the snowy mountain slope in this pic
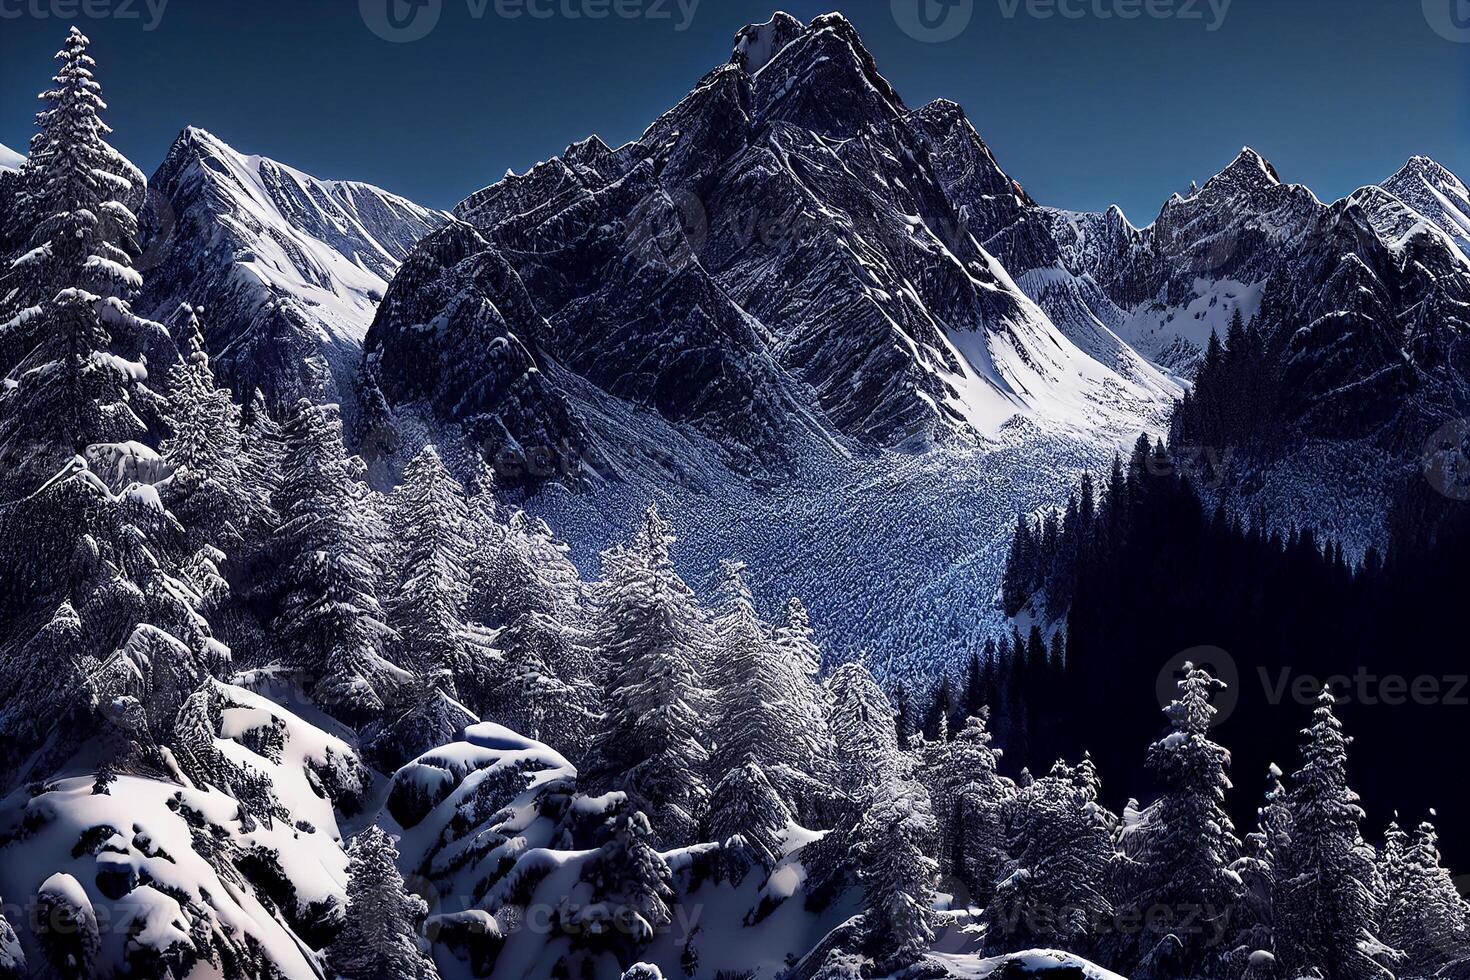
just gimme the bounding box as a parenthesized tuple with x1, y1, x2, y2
(1017, 148, 1317, 375)
(0, 143, 23, 173)
(990, 146, 1470, 558)
(1028, 146, 1470, 413)
(0, 681, 369, 979)
(136, 127, 447, 417)
(909, 99, 1184, 392)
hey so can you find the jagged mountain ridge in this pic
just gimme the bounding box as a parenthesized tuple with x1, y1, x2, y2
(964, 136, 1470, 552)
(1376, 154, 1470, 254)
(359, 11, 1180, 487)
(136, 127, 448, 416)
(1024, 146, 1470, 444)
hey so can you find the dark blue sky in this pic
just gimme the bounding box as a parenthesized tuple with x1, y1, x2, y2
(2, 0, 1466, 222)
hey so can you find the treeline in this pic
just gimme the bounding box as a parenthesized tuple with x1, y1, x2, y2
(996, 427, 1470, 874)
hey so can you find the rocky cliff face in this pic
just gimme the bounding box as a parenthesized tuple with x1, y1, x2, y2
(359, 12, 1179, 490)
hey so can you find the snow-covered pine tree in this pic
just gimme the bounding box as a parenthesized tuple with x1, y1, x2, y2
(161, 305, 238, 482)
(774, 596, 821, 677)
(236, 388, 283, 536)
(851, 774, 939, 972)
(1379, 817, 1412, 909)
(1121, 662, 1243, 974)
(983, 757, 1117, 958)
(0, 27, 156, 500)
(329, 827, 441, 980)
(574, 808, 675, 969)
(707, 755, 792, 877)
(474, 509, 595, 756)
(93, 619, 226, 749)
(1381, 818, 1470, 977)
(914, 709, 1013, 907)
(385, 446, 482, 690)
(708, 561, 832, 819)
(268, 399, 407, 726)
(159, 304, 250, 553)
(826, 660, 900, 803)
(1227, 764, 1292, 973)
(584, 505, 712, 846)
(1274, 689, 1393, 980)
(0, 602, 102, 776)
(771, 596, 837, 819)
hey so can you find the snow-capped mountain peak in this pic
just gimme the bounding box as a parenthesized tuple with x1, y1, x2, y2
(742, 11, 907, 137)
(1379, 153, 1470, 253)
(1209, 145, 1281, 190)
(137, 126, 447, 413)
(730, 9, 804, 73)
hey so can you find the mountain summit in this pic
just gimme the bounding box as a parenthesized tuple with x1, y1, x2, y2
(137, 127, 447, 415)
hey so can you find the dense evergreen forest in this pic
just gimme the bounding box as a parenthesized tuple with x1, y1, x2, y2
(996, 339, 1470, 870)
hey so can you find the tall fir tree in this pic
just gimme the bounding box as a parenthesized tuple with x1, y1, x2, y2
(472, 505, 596, 758)
(984, 757, 1117, 958)
(268, 399, 406, 725)
(575, 809, 675, 969)
(708, 561, 832, 817)
(585, 504, 712, 846)
(159, 304, 249, 552)
(0, 27, 154, 500)
(1274, 690, 1392, 980)
(1381, 818, 1470, 977)
(707, 757, 792, 877)
(385, 446, 481, 690)
(1122, 662, 1243, 975)
(852, 774, 939, 972)
(913, 709, 1012, 907)
(329, 827, 441, 980)
(826, 661, 900, 803)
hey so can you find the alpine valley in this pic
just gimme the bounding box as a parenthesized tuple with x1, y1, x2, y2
(0, 10, 1468, 980)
